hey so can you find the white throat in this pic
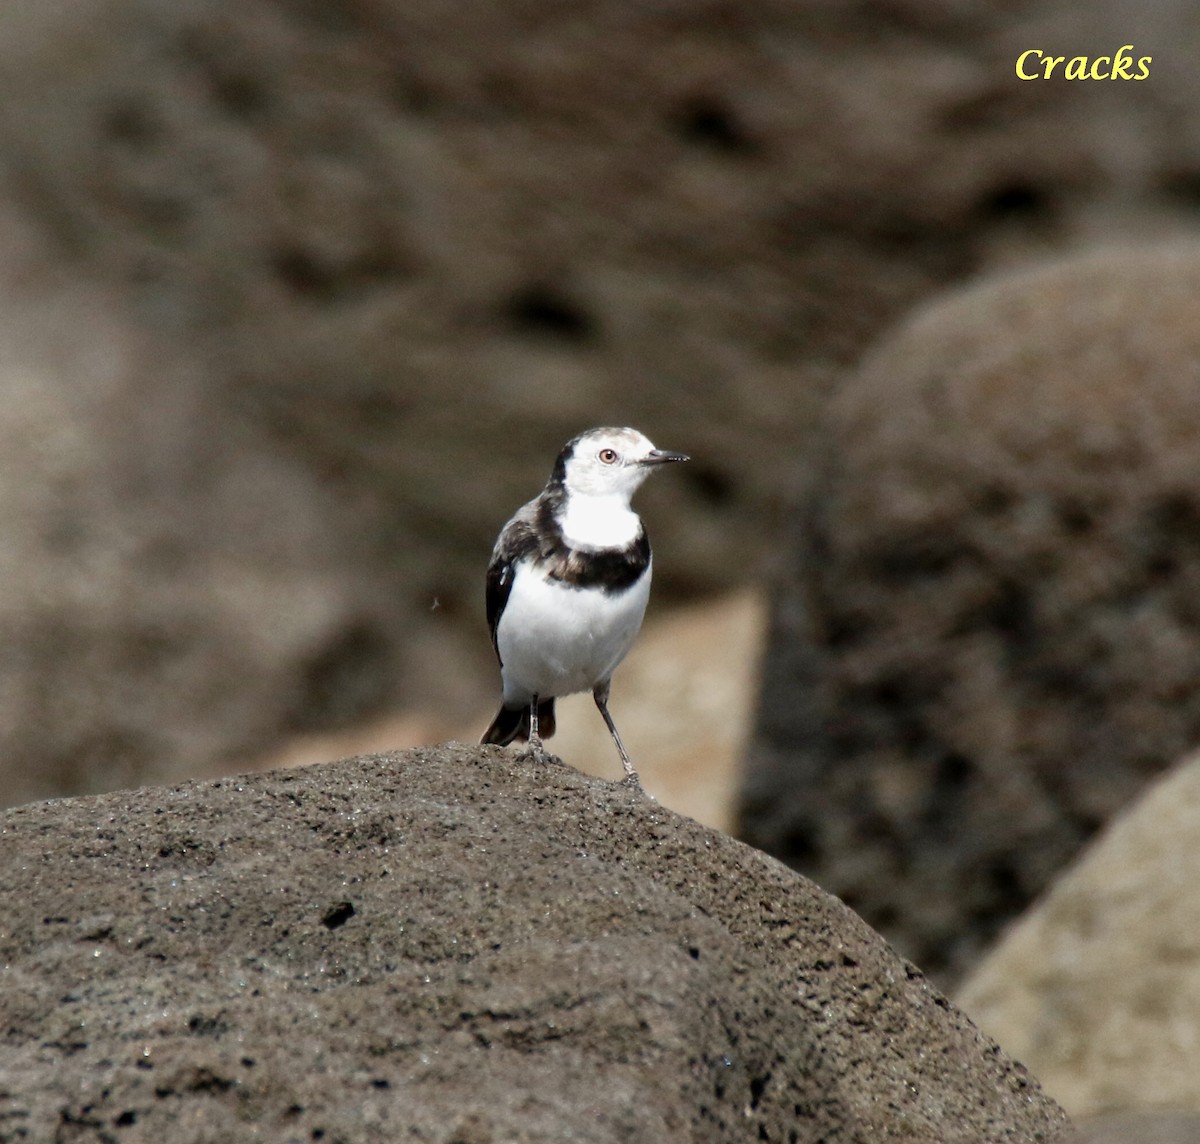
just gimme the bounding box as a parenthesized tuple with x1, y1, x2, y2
(559, 491, 640, 549)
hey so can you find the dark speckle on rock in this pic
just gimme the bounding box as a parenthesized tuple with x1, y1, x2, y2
(320, 901, 356, 930)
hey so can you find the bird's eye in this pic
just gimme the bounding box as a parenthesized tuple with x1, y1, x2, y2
(598, 448, 618, 464)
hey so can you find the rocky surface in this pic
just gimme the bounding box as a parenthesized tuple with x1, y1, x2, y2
(957, 750, 1200, 1121)
(0, 743, 1071, 1143)
(740, 242, 1200, 984)
(4, 0, 1200, 805)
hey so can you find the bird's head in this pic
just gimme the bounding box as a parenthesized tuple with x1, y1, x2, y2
(553, 427, 688, 500)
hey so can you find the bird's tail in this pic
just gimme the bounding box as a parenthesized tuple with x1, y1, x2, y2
(481, 698, 557, 746)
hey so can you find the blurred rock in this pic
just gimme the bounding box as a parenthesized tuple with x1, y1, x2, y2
(1075, 1112, 1200, 1144)
(0, 743, 1071, 1142)
(741, 243, 1200, 983)
(3, 0, 1200, 804)
(956, 751, 1200, 1120)
(0, 205, 412, 808)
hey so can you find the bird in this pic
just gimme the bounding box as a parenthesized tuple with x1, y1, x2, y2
(481, 426, 688, 787)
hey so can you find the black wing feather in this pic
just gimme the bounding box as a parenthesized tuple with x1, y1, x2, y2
(485, 556, 514, 661)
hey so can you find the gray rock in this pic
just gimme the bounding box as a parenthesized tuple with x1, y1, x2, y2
(740, 242, 1200, 985)
(3, 0, 1200, 806)
(0, 744, 1070, 1143)
(957, 750, 1200, 1119)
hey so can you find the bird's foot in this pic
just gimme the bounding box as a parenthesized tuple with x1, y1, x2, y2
(520, 737, 561, 766)
(618, 770, 645, 791)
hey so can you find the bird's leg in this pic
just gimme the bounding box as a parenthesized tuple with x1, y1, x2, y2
(593, 680, 641, 789)
(524, 693, 548, 760)
(528, 693, 540, 746)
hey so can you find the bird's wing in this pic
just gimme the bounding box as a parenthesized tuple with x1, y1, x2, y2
(485, 555, 514, 661)
(485, 502, 541, 662)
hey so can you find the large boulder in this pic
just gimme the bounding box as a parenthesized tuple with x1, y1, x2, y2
(740, 242, 1200, 983)
(0, 744, 1070, 1142)
(957, 750, 1200, 1121)
(3, 0, 1200, 805)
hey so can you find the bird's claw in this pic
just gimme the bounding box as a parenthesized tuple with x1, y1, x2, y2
(520, 741, 560, 766)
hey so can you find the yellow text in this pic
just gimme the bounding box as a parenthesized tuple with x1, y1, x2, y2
(1016, 45, 1151, 80)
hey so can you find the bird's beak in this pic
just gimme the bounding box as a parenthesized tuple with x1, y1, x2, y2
(640, 449, 689, 466)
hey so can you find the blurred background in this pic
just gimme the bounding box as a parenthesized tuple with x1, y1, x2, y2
(5, 0, 1200, 1134)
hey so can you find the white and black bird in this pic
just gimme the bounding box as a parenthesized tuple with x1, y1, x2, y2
(481, 427, 688, 786)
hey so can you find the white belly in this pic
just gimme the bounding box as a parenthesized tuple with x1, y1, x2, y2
(496, 561, 652, 703)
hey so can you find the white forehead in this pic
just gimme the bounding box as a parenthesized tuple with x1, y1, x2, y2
(572, 427, 653, 456)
